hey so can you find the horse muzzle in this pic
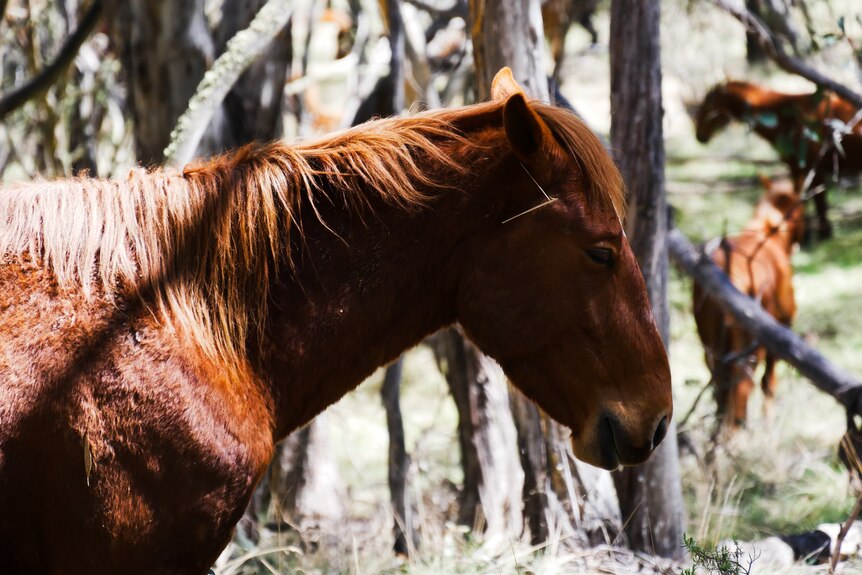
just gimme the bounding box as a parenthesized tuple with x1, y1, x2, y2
(591, 411, 670, 470)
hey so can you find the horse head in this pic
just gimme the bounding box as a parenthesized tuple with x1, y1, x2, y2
(454, 69, 673, 470)
(695, 83, 734, 143)
(755, 174, 806, 251)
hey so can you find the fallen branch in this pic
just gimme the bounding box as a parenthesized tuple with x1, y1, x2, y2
(667, 225, 862, 413)
(711, 0, 862, 109)
(0, 0, 103, 121)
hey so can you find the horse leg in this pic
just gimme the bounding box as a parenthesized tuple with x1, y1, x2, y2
(578, 11, 599, 45)
(813, 183, 832, 240)
(729, 370, 754, 429)
(761, 352, 778, 422)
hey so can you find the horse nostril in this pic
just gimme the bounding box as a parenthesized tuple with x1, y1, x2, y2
(652, 415, 669, 449)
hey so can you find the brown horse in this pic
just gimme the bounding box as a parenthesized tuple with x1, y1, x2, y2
(693, 176, 804, 428)
(0, 69, 672, 575)
(695, 80, 862, 239)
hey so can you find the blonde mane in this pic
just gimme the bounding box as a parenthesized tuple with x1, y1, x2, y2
(0, 101, 621, 372)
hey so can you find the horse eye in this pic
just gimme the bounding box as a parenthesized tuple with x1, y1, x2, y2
(586, 247, 614, 267)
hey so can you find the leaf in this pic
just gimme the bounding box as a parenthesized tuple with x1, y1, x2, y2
(838, 16, 846, 35)
(754, 111, 778, 129)
(775, 133, 796, 158)
(803, 126, 821, 143)
(798, 138, 809, 166)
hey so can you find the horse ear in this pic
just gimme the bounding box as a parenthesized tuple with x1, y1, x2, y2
(758, 173, 772, 192)
(503, 92, 553, 160)
(491, 67, 524, 101)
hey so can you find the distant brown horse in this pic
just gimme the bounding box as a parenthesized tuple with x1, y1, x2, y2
(694, 176, 804, 428)
(543, 0, 600, 81)
(0, 69, 672, 574)
(695, 80, 862, 239)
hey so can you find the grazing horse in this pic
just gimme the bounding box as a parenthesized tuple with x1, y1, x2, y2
(0, 68, 672, 575)
(695, 80, 862, 239)
(693, 176, 804, 428)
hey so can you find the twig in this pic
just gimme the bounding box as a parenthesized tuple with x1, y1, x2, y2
(829, 491, 862, 574)
(0, 0, 103, 121)
(711, 0, 862, 109)
(677, 378, 714, 431)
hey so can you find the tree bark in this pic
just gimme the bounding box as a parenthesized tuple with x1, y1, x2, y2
(609, 0, 685, 559)
(163, 0, 294, 166)
(745, 0, 767, 63)
(106, 0, 226, 164)
(431, 329, 523, 538)
(216, 0, 293, 147)
(469, 0, 548, 102)
(268, 412, 345, 532)
(381, 357, 416, 555)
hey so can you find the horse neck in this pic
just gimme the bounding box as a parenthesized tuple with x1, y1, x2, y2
(261, 135, 501, 437)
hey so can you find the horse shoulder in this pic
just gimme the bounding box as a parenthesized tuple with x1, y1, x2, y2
(0, 261, 275, 573)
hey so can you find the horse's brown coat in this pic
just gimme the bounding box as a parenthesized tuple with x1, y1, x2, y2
(694, 177, 803, 427)
(0, 70, 671, 574)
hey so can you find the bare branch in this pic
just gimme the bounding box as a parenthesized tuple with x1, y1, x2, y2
(0, 0, 103, 121)
(829, 491, 862, 574)
(711, 0, 862, 109)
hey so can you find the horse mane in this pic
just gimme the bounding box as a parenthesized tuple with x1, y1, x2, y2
(0, 100, 621, 373)
(531, 102, 625, 217)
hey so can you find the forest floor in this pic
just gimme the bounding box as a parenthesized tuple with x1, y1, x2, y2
(214, 3, 862, 574)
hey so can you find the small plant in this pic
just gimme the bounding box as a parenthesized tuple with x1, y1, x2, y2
(681, 534, 757, 575)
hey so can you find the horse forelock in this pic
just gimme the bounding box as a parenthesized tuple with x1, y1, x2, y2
(533, 102, 626, 218)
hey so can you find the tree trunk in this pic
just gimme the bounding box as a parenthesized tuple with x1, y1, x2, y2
(745, 0, 767, 63)
(106, 0, 226, 164)
(468, 0, 553, 544)
(609, 0, 685, 559)
(431, 329, 523, 538)
(216, 0, 293, 147)
(468, 0, 624, 547)
(61, 0, 100, 175)
(381, 357, 417, 555)
(469, 0, 548, 102)
(268, 412, 345, 532)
